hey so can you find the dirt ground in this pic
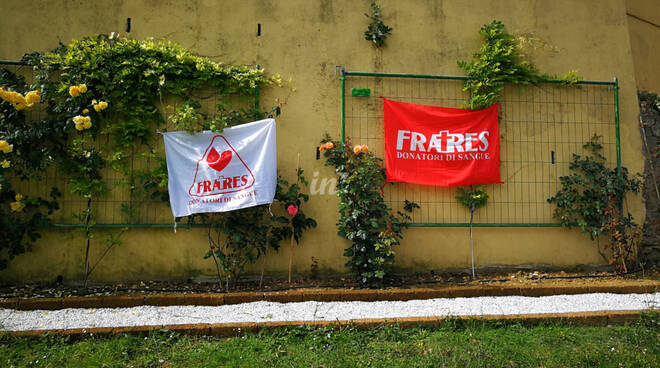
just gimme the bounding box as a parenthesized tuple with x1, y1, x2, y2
(1, 266, 658, 299)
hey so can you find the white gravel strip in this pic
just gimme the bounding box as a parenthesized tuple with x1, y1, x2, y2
(1, 292, 658, 332)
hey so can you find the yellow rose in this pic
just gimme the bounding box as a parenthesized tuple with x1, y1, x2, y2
(15, 194, 22, 201)
(10, 201, 24, 212)
(82, 108, 89, 114)
(8, 91, 23, 104)
(1, 160, 9, 168)
(0, 141, 13, 153)
(72, 115, 85, 124)
(92, 99, 98, 104)
(93, 101, 108, 112)
(25, 90, 40, 104)
(78, 84, 87, 93)
(0, 89, 26, 109)
(75, 123, 84, 131)
(13, 102, 28, 110)
(5, 91, 29, 110)
(83, 120, 92, 129)
(69, 86, 80, 97)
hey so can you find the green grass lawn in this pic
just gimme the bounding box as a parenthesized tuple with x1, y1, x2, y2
(1, 314, 659, 367)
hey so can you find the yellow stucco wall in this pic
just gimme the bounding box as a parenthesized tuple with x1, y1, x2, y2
(626, 0, 660, 92)
(0, 0, 645, 283)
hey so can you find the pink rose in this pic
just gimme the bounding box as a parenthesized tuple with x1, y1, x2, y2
(287, 205, 299, 216)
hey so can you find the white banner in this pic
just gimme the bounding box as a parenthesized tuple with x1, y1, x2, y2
(162, 119, 277, 217)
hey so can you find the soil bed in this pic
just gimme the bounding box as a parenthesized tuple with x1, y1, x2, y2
(1, 266, 658, 299)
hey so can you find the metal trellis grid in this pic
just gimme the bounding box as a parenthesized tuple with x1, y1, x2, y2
(339, 70, 621, 227)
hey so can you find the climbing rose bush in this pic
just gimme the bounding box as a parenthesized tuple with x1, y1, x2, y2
(320, 135, 418, 287)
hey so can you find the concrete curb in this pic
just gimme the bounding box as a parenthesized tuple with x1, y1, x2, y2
(8, 310, 651, 338)
(2, 283, 658, 311)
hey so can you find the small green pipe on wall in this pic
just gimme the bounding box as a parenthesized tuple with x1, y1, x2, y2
(340, 70, 346, 142)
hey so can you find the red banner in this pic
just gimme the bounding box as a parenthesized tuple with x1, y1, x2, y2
(383, 98, 501, 186)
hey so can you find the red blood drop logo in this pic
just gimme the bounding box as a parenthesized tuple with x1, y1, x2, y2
(206, 147, 232, 172)
(188, 134, 256, 197)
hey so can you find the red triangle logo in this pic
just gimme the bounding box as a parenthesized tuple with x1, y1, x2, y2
(188, 135, 255, 197)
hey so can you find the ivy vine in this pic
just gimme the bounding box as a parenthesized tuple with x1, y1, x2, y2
(457, 20, 580, 110)
(364, 2, 392, 48)
(0, 34, 311, 284)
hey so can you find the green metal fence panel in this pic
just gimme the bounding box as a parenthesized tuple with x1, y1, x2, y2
(1, 61, 621, 228)
(340, 71, 619, 227)
(0, 61, 259, 227)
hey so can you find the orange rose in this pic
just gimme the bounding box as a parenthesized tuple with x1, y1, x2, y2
(360, 145, 369, 153)
(320, 142, 335, 151)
